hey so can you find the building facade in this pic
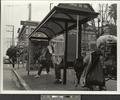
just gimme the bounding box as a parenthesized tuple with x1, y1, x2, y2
(17, 21, 39, 63)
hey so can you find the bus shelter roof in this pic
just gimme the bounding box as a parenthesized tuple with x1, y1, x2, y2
(29, 4, 99, 40)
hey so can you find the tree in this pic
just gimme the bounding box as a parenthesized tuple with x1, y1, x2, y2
(6, 46, 19, 68)
(97, 4, 109, 36)
(108, 4, 117, 25)
(97, 4, 117, 37)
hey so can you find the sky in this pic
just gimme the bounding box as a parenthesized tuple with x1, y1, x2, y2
(1, 0, 114, 56)
(1, 1, 56, 56)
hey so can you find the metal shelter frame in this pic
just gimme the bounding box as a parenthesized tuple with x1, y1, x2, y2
(29, 3, 99, 84)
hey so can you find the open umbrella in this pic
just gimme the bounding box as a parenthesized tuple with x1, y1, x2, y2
(96, 35, 117, 48)
(97, 35, 117, 80)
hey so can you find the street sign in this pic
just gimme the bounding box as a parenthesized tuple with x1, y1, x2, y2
(20, 21, 39, 26)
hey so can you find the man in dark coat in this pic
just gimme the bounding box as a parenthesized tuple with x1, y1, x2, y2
(35, 46, 52, 78)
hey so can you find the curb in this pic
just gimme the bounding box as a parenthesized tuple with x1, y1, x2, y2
(11, 68, 31, 90)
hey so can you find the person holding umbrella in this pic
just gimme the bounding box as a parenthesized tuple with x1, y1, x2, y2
(80, 35, 117, 90)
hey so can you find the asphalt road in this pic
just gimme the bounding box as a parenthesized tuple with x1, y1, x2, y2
(3, 64, 24, 90)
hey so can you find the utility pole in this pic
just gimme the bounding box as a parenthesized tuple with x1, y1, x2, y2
(28, 3, 32, 75)
(6, 25, 14, 46)
(50, 3, 53, 11)
(28, 3, 31, 21)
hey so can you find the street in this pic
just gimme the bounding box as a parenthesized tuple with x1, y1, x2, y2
(3, 64, 24, 90)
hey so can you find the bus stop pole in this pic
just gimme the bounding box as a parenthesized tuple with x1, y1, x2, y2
(63, 22, 68, 84)
(28, 39, 30, 75)
(76, 16, 79, 59)
(77, 15, 82, 60)
(78, 20, 82, 59)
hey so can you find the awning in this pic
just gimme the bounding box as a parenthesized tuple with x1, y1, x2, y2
(29, 3, 99, 40)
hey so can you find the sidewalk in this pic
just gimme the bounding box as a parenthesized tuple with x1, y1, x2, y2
(15, 64, 117, 91)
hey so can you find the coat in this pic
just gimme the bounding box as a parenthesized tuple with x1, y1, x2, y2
(80, 51, 105, 86)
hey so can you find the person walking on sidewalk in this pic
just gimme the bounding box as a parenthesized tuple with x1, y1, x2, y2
(35, 46, 53, 78)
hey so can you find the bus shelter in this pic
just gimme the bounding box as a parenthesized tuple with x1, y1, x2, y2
(28, 4, 99, 84)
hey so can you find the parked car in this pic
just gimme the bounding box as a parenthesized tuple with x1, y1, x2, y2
(3, 58, 11, 64)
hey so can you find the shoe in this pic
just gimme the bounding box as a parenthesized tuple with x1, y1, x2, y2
(34, 74, 40, 78)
